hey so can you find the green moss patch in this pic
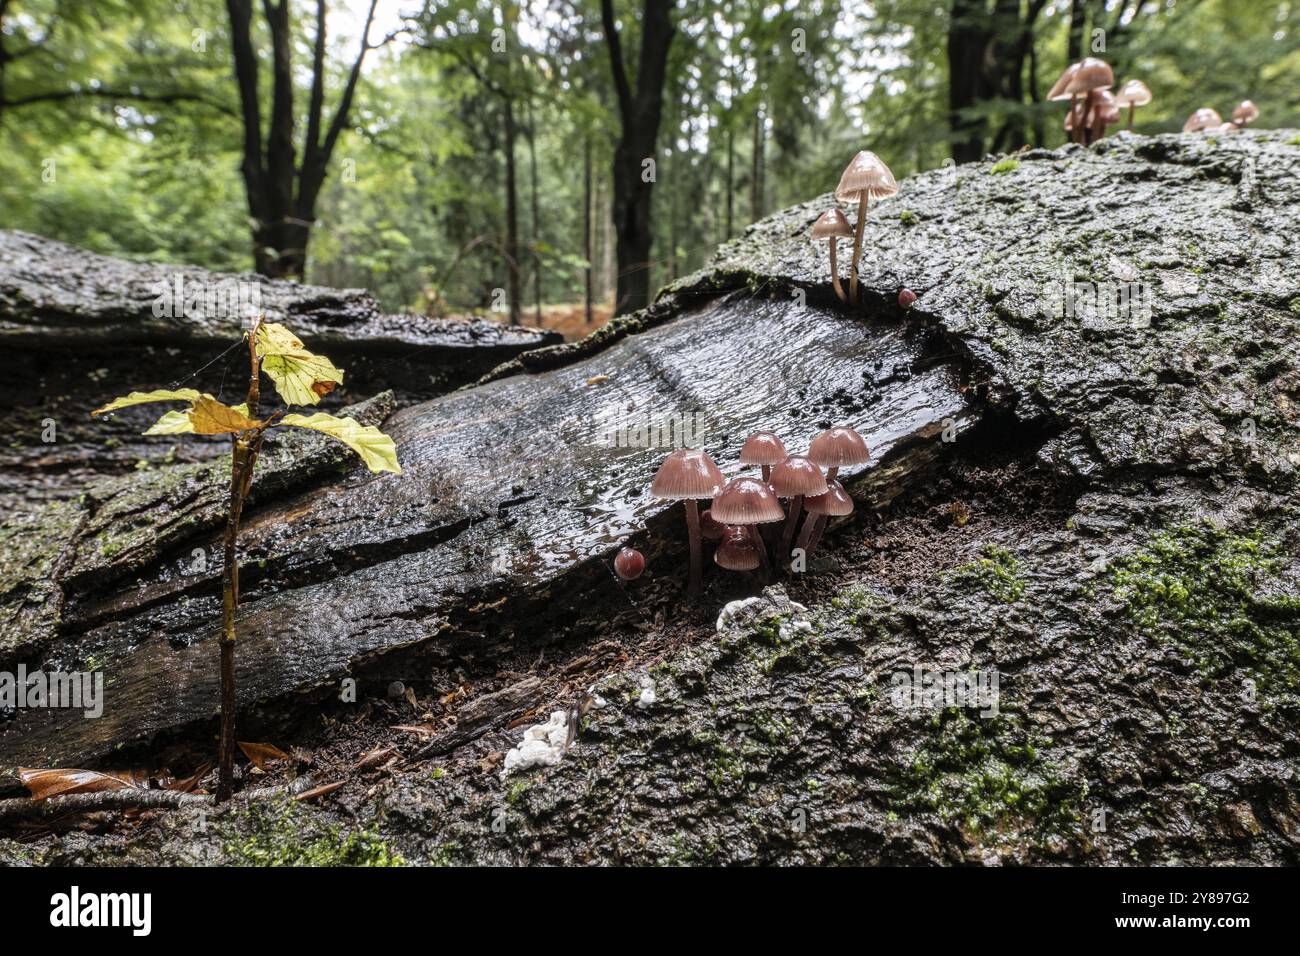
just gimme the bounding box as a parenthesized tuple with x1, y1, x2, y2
(1112, 524, 1300, 696)
(223, 801, 405, 867)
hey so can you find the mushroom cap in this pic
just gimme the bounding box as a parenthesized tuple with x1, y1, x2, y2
(650, 448, 725, 499)
(834, 150, 899, 203)
(1183, 107, 1223, 132)
(804, 479, 855, 517)
(1047, 63, 1081, 102)
(1232, 100, 1259, 124)
(715, 527, 761, 571)
(769, 455, 829, 498)
(811, 208, 853, 240)
(739, 430, 788, 466)
(808, 426, 871, 470)
(898, 288, 917, 309)
(1065, 57, 1114, 94)
(614, 547, 645, 580)
(699, 508, 726, 540)
(710, 476, 784, 525)
(1113, 79, 1152, 107)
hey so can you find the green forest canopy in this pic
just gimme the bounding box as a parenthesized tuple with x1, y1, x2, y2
(1, 0, 1297, 318)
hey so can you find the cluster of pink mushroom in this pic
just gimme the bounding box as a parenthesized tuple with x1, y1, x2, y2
(1050, 58, 1152, 143)
(647, 426, 870, 597)
(810, 151, 899, 306)
(1183, 100, 1259, 134)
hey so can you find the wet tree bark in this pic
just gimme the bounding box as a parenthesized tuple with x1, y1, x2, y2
(600, 0, 676, 316)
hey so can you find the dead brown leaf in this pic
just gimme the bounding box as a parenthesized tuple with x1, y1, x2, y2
(18, 767, 151, 801)
(162, 763, 212, 793)
(294, 780, 346, 802)
(237, 741, 291, 772)
(354, 747, 397, 771)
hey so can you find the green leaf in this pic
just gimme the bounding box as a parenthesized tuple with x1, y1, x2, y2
(91, 388, 208, 417)
(255, 323, 345, 406)
(143, 409, 195, 435)
(279, 413, 401, 474)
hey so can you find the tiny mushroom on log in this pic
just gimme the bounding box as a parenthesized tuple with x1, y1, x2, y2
(715, 526, 762, 572)
(834, 150, 899, 306)
(615, 547, 645, 581)
(699, 508, 726, 540)
(1113, 79, 1152, 132)
(651, 448, 725, 597)
(740, 430, 788, 483)
(1232, 100, 1259, 128)
(1183, 107, 1223, 133)
(808, 425, 871, 482)
(769, 455, 829, 569)
(796, 479, 855, 560)
(811, 208, 854, 303)
(711, 476, 785, 577)
(1065, 58, 1114, 145)
(898, 288, 917, 309)
(1048, 62, 1082, 143)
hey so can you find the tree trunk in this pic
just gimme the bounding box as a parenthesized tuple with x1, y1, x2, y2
(750, 106, 764, 221)
(583, 137, 593, 325)
(527, 101, 542, 323)
(725, 128, 734, 239)
(503, 95, 522, 325)
(1068, 0, 1086, 62)
(600, 0, 676, 316)
(947, 0, 989, 164)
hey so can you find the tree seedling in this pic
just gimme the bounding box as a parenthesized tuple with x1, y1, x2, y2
(92, 317, 401, 801)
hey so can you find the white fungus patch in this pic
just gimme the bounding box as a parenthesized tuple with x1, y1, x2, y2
(637, 676, 656, 709)
(502, 710, 570, 775)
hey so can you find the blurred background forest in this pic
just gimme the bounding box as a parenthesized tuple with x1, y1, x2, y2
(2, 0, 1297, 332)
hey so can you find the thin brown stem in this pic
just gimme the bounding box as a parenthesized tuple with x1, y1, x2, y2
(749, 524, 771, 583)
(796, 513, 823, 558)
(850, 195, 867, 304)
(216, 318, 264, 804)
(829, 241, 847, 303)
(685, 498, 702, 598)
(1127, 103, 1135, 132)
(779, 495, 803, 569)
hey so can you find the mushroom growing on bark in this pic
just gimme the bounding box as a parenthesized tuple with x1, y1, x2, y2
(808, 425, 870, 481)
(1183, 107, 1223, 133)
(1113, 79, 1152, 132)
(769, 455, 828, 568)
(1048, 62, 1083, 143)
(715, 526, 762, 572)
(740, 430, 787, 483)
(1232, 100, 1259, 128)
(615, 547, 645, 580)
(1065, 58, 1114, 145)
(796, 479, 855, 560)
(699, 508, 726, 540)
(711, 476, 784, 577)
(651, 449, 725, 597)
(811, 208, 854, 303)
(834, 151, 899, 305)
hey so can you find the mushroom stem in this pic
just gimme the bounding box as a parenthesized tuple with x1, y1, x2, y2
(779, 494, 803, 569)
(685, 498, 703, 598)
(749, 524, 771, 582)
(829, 240, 847, 303)
(795, 512, 822, 559)
(806, 516, 828, 557)
(826, 466, 840, 481)
(1069, 93, 1079, 143)
(849, 194, 867, 305)
(761, 464, 772, 483)
(1127, 103, 1135, 132)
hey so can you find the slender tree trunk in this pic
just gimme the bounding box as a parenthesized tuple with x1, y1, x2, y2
(600, 0, 676, 316)
(750, 106, 763, 221)
(527, 101, 542, 323)
(725, 128, 734, 238)
(1068, 0, 1086, 62)
(947, 0, 989, 163)
(502, 95, 522, 325)
(583, 137, 593, 325)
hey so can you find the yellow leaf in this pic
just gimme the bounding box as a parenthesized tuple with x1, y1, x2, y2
(255, 323, 344, 406)
(279, 412, 401, 474)
(91, 388, 208, 417)
(188, 397, 262, 435)
(143, 398, 261, 436)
